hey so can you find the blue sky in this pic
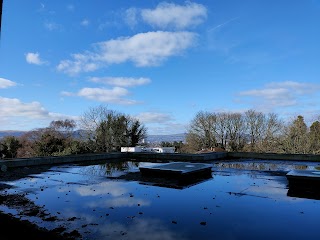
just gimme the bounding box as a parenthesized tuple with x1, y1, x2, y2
(1, 0, 320, 135)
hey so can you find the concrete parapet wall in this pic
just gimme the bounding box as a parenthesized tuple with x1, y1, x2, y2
(0, 153, 124, 170)
(1, 151, 320, 171)
(125, 152, 228, 162)
(228, 152, 320, 161)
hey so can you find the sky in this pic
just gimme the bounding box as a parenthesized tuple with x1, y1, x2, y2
(1, 0, 320, 135)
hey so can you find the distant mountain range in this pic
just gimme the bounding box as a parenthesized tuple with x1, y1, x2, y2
(0, 130, 27, 138)
(145, 133, 186, 143)
(0, 131, 186, 143)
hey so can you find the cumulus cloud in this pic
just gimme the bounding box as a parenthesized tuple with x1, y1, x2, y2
(0, 97, 78, 130)
(238, 81, 320, 110)
(89, 77, 151, 87)
(62, 87, 140, 105)
(57, 31, 197, 75)
(25, 52, 46, 65)
(0, 78, 17, 89)
(0, 97, 49, 118)
(141, 1, 207, 29)
(57, 53, 100, 75)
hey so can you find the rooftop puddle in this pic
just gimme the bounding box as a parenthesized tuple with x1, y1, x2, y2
(1, 159, 320, 239)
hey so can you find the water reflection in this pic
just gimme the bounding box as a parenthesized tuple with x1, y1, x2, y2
(1, 160, 320, 239)
(213, 161, 317, 172)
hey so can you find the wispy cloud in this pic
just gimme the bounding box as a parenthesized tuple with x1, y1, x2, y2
(141, 1, 207, 29)
(62, 87, 141, 105)
(0, 78, 17, 89)
(67, 4, 75, 12)
(208, 17, 239, 32)
(124, 8, 138, 29)
(25, 52, 47, 65)
(89, 77, 151, 87)
(81, 19, 90, 27)
(57, 31, 197, 75)
(238, 81, 320, 110)
(135, 112, 173, 123)
(44, 21, 62, 31)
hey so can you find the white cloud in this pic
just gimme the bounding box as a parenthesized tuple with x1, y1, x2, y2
(81, 19, 89, 26)
(124, 8, 138, 29)
(67, 4, 75, 11)
(25, 52, 46, 65)
(0, 78, 17, 89)
(135, 112, 173, 123)
(89, 77, 151, 87)
(146, 122, 188, 135)
(44, 21, 61, 31)
(57, 31, 197, 75)
(57, 53, 100, 75)
(0, 97, 48, 118)
(238, 81, 320, 110)
(0, 97, 78, 130)
(62, 87, 141, 105)
(141, 1, 207, 29)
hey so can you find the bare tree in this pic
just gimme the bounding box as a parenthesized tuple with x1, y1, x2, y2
(260, 113, 284, 153)
(215, 113, 228, 149)
(244, 109, 266, 152)
(187, 111, 217, 150)
(225, 112, 246, 151)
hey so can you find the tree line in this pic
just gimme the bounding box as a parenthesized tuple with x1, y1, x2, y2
(1, 107, 320, 159)
(182, 109, 320, 154)
(0, 105, 147, 159)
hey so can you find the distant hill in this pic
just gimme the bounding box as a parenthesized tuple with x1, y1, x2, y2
(0, 131, 26, 139)
(145, 133, 186, 143)
(0, 130, 187, 143)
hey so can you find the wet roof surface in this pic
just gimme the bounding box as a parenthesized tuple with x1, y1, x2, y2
(1, 159, 320, 240)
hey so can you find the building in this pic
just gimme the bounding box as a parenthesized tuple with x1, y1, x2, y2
(121, 147, 175, 153)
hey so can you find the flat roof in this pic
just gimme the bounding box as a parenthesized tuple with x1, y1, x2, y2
(139, 162, 212, 176)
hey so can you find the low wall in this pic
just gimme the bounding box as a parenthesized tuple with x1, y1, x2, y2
(0, 153, 124, 171)
(125, 152, 228, 162)
(1, 151, 320, 172)
(228, 152, 320, 162)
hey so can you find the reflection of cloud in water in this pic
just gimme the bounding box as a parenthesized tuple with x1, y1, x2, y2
(245, 185, 305, 202)
(87, 197, 150, 208)
(59, 181, 129, 197)
(98, 218, 186, 240)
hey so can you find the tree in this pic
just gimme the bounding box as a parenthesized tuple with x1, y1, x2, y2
(282, 115, 309, 154)
(225, 112, 246, 151)
(127, 117, 147, 147)
(33, 131, 66, 156)
(80, 105, 147, 152)
(260, 113, 284, 153)
(244, 109, 266, 152)
(215, 113, 228, 149)
(186, 111, 217, 151)
(0, 136, 22, 159)
(309, 120, 320, 154)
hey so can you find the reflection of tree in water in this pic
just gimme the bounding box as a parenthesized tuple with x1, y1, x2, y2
(104, 161, 140, 176)
(294, 165, 308, 170)
(77, 161, 140, 177)
(216, 162, 311, 171)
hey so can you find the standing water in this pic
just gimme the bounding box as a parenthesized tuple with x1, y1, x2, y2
(1, 159, 320, 240)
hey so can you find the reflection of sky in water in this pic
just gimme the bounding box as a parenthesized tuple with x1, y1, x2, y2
(213, 160, 320, 171)
(1, 160, 320, 239)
